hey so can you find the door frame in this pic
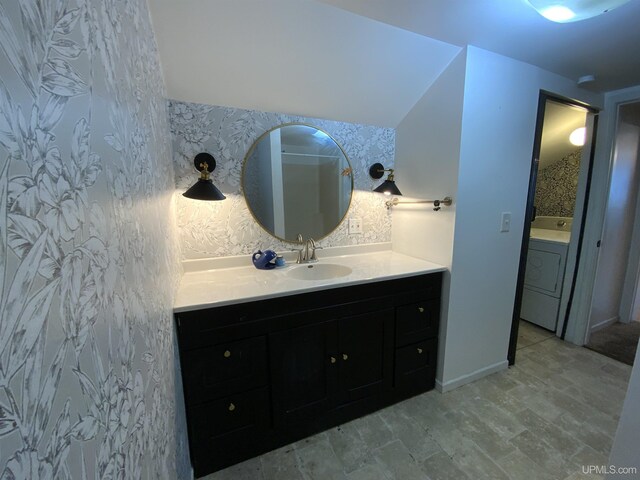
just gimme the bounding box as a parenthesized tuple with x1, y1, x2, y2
(571, 87, 640, 344)
(610, 100, 640, 326)
(508, 91, 599, 365)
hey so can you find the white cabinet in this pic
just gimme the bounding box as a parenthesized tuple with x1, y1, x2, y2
(521, 238, 569, 331)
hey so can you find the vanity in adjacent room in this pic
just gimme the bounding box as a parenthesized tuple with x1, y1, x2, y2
(174, 122, 446, 477)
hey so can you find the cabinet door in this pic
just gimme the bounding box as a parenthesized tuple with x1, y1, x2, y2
(269, 320, 338, 428)
(182, 336, 268, 404)
(337, 309, 393, 405)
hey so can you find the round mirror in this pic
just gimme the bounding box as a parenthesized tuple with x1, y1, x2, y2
(242, 124, 353, 242)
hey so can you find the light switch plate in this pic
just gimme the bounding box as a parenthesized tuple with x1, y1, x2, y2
(348, 218, 363, 234)
(500, 212, 512, 233)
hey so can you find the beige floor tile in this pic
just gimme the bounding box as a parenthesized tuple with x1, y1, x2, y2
(326, 422, 373, 473)
(296, 439, 346, 480)
(495, 449, 557, 480)
(373, 439, 430, 480)
(345, 463, 389, 480)
(203, 457, 264, 480)
(421, 451, 471, 480)
(260, 445, 304, 480)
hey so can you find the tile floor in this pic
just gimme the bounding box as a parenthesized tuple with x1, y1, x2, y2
(203, 326, 632, 480)
(516, 320, 556, 350)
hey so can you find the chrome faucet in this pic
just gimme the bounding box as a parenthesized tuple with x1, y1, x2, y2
(292, 234, 305, 263)
(305, 238, 319, 263)
(292, 234, 321, 263)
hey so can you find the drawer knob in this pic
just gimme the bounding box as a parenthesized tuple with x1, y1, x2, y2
(418, 307, 425, 313)
(223, 350, 231, 358)
(417, 348, 423, 354)
(228, 403, 236, 412)
(330, 356, 336, 364)
(342, 353, 349, 361)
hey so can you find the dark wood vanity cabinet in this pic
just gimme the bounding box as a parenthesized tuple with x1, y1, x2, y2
(270, 309, 394, 431)
(175, 272, 442, 477)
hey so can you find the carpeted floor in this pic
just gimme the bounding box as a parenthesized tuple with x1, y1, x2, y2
(586, 321, 640, 366)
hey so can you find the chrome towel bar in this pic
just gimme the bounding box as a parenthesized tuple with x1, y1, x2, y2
(385, 196, 453, 211)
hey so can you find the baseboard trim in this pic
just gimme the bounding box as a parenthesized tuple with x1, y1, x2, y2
(436, 360, 509, 393)
(590, 316, 618, 333)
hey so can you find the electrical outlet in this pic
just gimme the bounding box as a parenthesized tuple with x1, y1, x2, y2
(348, 218, 363, 235)
(500, 212, 512, 233)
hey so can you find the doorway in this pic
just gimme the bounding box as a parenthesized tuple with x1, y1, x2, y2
(508, 92, 598, 364)
(585, 100, 640, 366)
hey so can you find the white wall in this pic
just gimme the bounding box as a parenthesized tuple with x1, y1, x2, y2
(440, 47, 603, 390)
(392, 49, 467, 381)
(150, 0, 460, 128)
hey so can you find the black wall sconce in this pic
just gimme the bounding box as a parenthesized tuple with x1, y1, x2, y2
(369, 162, 402, 196)
(183, 152, 226, 201)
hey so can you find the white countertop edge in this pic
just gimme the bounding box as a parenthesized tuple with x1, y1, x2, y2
(174, 266, 446, 313)
(530, 228, 571, 245)
(174, 250, 446, 313)
(181, 242, 393, 273)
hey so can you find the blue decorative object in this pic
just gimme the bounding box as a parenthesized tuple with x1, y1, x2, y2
(252, 249, 277, 270)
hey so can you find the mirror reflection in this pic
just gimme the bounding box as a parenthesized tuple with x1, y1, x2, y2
(242, 124, 353, 242)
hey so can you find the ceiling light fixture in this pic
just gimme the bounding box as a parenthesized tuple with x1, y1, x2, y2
(577, 74, 596, 85)
(526, 0, 632, 22)
(569, 127, 586, 146)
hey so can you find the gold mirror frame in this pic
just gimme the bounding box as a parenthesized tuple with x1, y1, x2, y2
(241, 123, 354, 243)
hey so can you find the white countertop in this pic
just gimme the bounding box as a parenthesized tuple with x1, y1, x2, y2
(530, 228, 571, 244)
(174, 251, 446, 312)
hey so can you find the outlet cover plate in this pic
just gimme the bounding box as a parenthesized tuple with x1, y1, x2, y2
(349, 218, 363, 234)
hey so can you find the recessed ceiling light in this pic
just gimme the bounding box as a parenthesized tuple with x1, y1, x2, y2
(526, 0, 632, 23)
(570, 127, 586, 146)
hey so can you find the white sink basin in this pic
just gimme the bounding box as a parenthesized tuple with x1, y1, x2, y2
(287, 263, 352, 281)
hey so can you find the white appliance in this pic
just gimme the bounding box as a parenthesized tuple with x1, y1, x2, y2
(521, 226, 570, 331)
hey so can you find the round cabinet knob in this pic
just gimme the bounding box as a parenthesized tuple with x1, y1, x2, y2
(342, 353, 349, 361)
(418, 307, 425, 313)
(417, 348, 423, 354)
(228, 403, 236, 412)
(223, 350, 231, 358)
(330, 356, 336, 364)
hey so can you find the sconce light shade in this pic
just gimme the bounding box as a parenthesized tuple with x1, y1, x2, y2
(373, 179, 403, 196)
(183, 153, 226, 201)
(369, 162, 402, 196)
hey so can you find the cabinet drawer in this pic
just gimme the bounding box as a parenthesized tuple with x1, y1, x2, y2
(183, 336, 268, 405)
(394, 338, 437, 394)
(189, 387, 270, 475)
(395, 300, 439, 346)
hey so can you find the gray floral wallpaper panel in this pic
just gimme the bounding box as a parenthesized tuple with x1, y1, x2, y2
(0, 0, 188, 479)
(535, 149, 581, 217)
(169, 101, 395, 260)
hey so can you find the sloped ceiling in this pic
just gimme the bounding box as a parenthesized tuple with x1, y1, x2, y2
(148, 0, 461, 128)
(318, 0, 640, 93)
(540, 101, 587, 169)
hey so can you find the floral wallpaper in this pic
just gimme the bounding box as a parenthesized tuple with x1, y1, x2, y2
(169, 101, 395, 260)
(0, 1, 189, 479)
(535, 149, 581, 217)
